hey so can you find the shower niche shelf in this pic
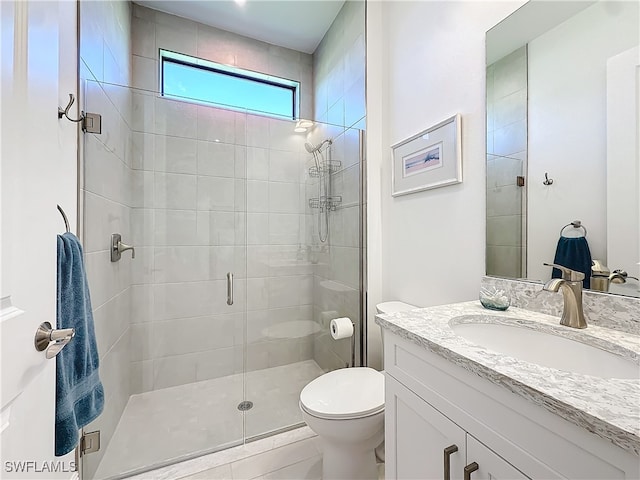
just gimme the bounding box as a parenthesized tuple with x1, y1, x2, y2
(308, 160, 342, 177)
(309, 196, 342, 211)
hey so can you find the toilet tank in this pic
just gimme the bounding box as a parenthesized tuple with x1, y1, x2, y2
(375, 301, 418, 314)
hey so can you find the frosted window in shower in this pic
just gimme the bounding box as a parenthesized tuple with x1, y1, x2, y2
(161, 51, 299, 119)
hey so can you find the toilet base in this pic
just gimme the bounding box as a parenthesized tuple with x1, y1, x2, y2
(301, 408, 384, 480)
(375, 440, 385, 463)
(321, 440, 379, 480)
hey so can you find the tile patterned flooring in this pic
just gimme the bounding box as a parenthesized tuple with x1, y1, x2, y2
(127, 427, 384, 480)
(95, 361, 324, 480)
(128, 427, 322, 480)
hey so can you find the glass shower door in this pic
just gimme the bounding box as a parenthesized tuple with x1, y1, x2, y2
(81, 80, 364, 478)
(80, 81, 249, 479)
(243, 116, 364, 440)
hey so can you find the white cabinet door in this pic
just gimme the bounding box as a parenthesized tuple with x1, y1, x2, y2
(465, 436, 530, 480)
(386, 374, 466, 480)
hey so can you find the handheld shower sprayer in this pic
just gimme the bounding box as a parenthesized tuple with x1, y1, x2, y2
(304, 139, 332, 154)
(305, 138, 333, 243)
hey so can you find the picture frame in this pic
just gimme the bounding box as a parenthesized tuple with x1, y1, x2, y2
(391, 114, 462, 196)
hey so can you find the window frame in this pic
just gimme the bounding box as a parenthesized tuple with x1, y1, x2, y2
(159, 49, 300, 120)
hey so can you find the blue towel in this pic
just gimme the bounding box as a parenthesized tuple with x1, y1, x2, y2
(552, 236, 592, 289)
(55, 233, 104, 456)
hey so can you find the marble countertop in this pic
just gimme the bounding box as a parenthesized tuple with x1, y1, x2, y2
(376, 301, 640, 456)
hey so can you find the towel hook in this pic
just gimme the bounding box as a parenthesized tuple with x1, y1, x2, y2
(543, 172, 554, 185)
(57, 204, 70, 233)
(58, 94, 85, 123)
(560, 220, 587, 237)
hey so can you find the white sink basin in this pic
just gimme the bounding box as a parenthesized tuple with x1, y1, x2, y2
(450, 318, 640, 379)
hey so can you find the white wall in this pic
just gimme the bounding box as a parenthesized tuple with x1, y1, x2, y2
(526, 1, 639, 283)
(366, 1, 525, 369)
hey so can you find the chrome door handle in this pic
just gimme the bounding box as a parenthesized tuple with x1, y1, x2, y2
(34, 321, 75, 359)
(443, 444, 458, 480)
(227, 272, 234, 305)
(464, 462, 479, 480)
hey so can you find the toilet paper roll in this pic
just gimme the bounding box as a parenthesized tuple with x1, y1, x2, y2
(330, 317, 354, 340)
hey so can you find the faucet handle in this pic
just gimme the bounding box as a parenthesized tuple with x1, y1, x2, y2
(111, 233, 135, 262)
(544, 263, 585, 282)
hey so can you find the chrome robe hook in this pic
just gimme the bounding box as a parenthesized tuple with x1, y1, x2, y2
(58, 93, 84, 123)
(58, 93, 102, 134)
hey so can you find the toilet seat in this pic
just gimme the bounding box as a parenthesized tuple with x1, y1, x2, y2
(300, 367, 384, 420)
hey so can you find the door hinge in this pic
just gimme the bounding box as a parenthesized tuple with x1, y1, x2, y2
(516, 175, 525, 187)
(80, 430, 101, 456)
(82, 112, 102, 134)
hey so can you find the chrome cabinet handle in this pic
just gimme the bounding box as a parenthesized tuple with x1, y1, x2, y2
(34, 321, 75, 359)
(443, 445, 458, 480)
(227, 272, 234, 305)
(464, 462, 479, 480)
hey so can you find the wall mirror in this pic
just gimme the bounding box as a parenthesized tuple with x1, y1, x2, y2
(485, 0, 640, 298)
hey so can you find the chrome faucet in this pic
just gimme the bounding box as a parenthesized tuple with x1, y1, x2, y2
(542, 263, 587, 329)
(609, 269, 639, 284)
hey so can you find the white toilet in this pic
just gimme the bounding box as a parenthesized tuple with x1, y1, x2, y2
(299, 301, 417, 480)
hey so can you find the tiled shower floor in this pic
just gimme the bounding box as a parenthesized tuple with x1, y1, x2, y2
(94, 360, 324, 480)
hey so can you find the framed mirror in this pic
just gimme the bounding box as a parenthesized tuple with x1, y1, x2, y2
(485, 0, 640, 298)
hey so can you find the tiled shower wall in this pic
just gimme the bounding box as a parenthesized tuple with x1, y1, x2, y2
(128, 93, 316, 392)
(313, 0, 366, 130)
(81, 0, 366, 407)
(128, 2, 365, 387)
(486, 46, 527, 279)
(310, 1, 366, 370)
(130, 4, 314, 120)
(79, 2, 133, 478)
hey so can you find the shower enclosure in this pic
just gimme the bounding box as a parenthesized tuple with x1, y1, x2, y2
(79, 80, 365, 479)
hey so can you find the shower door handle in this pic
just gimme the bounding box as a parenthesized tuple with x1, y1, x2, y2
(227, 272, 234, 306)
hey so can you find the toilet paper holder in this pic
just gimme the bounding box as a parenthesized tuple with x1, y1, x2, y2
(349, 321, 355, 367)
(330, 317, 356, 368)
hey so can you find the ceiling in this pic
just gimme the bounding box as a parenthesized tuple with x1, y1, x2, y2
(134, 1, 345, 54)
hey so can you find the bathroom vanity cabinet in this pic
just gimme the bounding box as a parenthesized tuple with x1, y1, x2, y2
(387, 375, 527, 479)
(383, 332, 640, 480)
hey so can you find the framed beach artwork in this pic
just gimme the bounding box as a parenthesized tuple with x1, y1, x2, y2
(391, 114, 462, 196)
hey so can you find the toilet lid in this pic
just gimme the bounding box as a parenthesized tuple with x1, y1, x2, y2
(376, 301, 418, 314)
(300, 367, 385, 419)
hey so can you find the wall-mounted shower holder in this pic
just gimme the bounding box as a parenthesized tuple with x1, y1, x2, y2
(308, 160, 342, 177)
(309, 196, 342, 211)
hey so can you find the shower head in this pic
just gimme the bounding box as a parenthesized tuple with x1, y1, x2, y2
(305, 138, 332, 154)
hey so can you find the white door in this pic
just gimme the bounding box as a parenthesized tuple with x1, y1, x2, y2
(1, 0, 77, 478)
(606, 45, 640, 292)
